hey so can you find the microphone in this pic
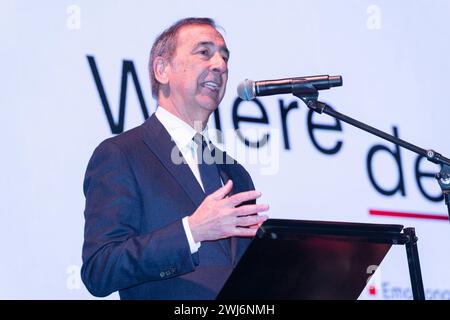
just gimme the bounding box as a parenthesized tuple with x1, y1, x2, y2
(237, 75, 342, 100)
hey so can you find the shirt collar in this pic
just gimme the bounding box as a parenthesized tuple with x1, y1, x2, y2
(155, 106, 210, 148)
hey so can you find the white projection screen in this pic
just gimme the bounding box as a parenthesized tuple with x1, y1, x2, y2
(1, 0, 450, 299)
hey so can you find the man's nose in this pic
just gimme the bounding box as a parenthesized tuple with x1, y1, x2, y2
(211, 52, 228, 74)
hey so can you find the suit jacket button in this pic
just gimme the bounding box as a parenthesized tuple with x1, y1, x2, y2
(160, 272, 165, 278)
(165, 270, 171, 276)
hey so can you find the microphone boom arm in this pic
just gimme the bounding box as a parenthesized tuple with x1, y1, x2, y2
(294, 91, 450, 221)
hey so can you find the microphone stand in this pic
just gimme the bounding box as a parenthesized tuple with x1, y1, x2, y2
(294, 90, 450, 300)
(294, 91, 450, 218)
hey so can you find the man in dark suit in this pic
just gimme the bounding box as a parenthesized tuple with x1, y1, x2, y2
(81, 17, 269, 299)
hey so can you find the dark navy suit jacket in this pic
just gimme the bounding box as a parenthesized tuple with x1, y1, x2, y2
(81, 114, 255, 299)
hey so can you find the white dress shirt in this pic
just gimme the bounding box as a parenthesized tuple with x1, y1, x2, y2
(155, 106, 214, 254)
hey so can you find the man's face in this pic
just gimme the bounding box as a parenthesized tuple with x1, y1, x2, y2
(166, 24, 229, 118)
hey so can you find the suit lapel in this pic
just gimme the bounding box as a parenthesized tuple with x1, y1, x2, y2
(141, 115, 206, 208)
(142, 115, 247, 264)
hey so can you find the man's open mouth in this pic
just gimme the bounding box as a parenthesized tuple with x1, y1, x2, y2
(202, 81, 221, 92)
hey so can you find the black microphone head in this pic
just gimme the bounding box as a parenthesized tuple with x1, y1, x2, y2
(237, 79, 256, 100)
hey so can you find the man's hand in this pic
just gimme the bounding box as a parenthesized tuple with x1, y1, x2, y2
(188, 180, 269, 243)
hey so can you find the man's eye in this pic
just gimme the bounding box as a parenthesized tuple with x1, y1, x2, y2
(198, 50, 209, 56)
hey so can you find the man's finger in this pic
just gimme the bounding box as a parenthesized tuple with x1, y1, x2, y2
(236, 214, 268, 227)
(232, 227, 258, 238)
(210, 180, 233, 200)
(233, 203, 269, 217)
(226, 190, 262, 207)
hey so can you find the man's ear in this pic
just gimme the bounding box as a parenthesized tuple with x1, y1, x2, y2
(153, 56, 170, 85)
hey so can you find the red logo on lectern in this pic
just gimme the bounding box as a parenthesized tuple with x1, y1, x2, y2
(368, 285, 377, 295)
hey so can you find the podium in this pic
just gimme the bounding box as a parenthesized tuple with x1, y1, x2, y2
(217, 219, 425, 300)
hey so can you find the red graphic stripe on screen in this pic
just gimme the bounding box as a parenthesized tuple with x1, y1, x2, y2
(369, 209, 448, 221)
